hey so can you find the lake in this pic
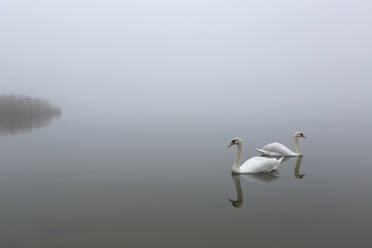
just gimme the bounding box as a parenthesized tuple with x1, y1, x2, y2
(0, 102, 371, 247)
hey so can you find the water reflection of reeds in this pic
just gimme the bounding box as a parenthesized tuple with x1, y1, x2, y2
(0, 95, 62, 135)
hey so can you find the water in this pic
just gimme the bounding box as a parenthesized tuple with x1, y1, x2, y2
(0, 105, 371, 247)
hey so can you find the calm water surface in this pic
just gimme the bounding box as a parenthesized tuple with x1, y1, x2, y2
(0, 107, 371, 247)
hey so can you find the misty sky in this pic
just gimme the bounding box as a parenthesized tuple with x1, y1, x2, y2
(1, 0, 371, 117)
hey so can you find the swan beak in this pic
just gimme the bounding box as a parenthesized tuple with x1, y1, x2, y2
(302, 135, 307, 138)
(228, 142, 233, 148)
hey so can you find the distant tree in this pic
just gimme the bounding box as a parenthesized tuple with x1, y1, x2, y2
(0, 95, 62, 135)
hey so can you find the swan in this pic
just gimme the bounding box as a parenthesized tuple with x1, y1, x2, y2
(228, 137, 283, 174)
(256, 131, 306, 157)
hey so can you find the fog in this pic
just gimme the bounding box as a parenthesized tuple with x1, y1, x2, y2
(1, 1, 372, 247)
(1, 0, 371, 118)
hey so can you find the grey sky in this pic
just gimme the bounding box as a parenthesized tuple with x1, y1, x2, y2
(1, 0, 371, 116)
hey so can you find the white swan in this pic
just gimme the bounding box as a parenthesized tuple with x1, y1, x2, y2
(228, 137, 283, 174)
(256, 131, 306, 157)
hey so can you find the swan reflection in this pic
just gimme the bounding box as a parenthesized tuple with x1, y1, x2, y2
(279, 156, 306, 179)
(294, 156, 305, 179)
(261, 155, 306, 179)
(229, 171, 279, 208)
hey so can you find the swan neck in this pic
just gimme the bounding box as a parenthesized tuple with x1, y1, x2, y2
(294, 136, 302, 155)
(232, 143, 242, 171)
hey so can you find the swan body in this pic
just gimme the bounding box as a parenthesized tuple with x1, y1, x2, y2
(228, 137, 283, 174)
(236, 156, 283, 173)
(256, 143, 297, 157)
(256, 132, 306, 157)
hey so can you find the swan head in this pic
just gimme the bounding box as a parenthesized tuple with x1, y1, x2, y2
(294, 131, 306, 138)
(228, 137, 242, 147)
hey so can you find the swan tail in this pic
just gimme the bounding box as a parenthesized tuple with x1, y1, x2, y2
(278, 157, 285, 163)
(256, 148, 281, 157)
(255, 148, 267, 155)
(271, 157, 285, 171)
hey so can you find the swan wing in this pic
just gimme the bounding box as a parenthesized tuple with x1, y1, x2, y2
(239, 157, 280, 173)
(261, 142, 296, 156)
